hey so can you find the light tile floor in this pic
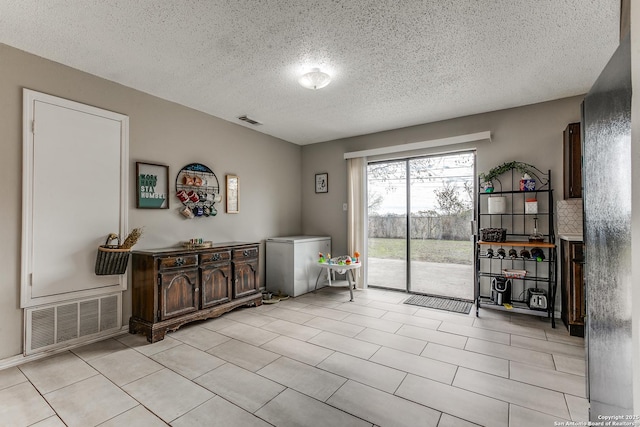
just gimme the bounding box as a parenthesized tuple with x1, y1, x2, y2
(0, 287, 588, 427)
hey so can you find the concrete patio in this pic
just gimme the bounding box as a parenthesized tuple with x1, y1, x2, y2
(366, 258, 474, 300)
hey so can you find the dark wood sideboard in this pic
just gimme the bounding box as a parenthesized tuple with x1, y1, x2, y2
(129, 242, 262, 342)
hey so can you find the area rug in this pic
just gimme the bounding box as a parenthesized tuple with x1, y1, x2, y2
(403, 294, 473, 314)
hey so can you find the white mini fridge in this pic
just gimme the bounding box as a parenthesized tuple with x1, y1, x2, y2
(266, 236, 331, 297)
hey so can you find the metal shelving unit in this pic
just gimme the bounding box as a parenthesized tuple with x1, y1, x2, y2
(475, 169, 557, 327)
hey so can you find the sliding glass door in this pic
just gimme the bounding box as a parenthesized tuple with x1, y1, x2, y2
(367, 160, 407, 290)
(367, 152, 475, 299)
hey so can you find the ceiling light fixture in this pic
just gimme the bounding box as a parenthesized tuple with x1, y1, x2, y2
(298, 68, 331, 90)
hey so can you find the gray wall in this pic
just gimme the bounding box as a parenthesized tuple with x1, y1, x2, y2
(301, 96, 584, 256)
(0, 41, 585, 362)
(0, 44, 302, 359)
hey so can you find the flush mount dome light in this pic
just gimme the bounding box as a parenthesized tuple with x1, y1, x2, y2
(298, 68, 331, 90)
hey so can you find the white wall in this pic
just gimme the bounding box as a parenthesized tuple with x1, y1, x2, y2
(0, 43, 303, 359)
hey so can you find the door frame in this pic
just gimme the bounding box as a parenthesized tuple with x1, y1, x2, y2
(367, 150, 477, 295)
(21, 89, 129, 308)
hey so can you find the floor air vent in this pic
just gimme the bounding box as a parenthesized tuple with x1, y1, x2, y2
(25, 293, 121, 355)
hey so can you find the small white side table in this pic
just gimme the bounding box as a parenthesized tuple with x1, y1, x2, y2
(314, 261, 361, 301)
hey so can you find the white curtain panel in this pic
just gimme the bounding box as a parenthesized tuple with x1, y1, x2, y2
(347, 157, 367, 288)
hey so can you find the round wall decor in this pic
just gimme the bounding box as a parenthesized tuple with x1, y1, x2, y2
(175, 163, 220, 218)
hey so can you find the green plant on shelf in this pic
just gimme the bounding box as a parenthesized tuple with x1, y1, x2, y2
(479, 161, 538, 191)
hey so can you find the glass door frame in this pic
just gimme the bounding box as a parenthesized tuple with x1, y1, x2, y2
(367, 149, 477, 295)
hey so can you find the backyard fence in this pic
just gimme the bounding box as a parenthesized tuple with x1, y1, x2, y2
(369, 213, 472, 241)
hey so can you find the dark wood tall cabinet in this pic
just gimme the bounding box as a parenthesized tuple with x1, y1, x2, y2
(130, 242, 261, 342)
(561, 239, 585, 337)
(563, 122, 582, 199)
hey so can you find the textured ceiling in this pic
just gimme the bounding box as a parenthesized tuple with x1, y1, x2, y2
(0, 1, 619, 145)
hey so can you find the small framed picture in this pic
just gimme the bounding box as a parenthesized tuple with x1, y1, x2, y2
(136, 162, 169, 209)
(315, 173, 328, 193)
(226, 174, 239, 213)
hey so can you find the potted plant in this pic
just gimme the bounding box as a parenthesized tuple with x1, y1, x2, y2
(479, 161, 538, 192)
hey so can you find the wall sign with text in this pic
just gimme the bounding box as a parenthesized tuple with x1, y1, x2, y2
(136, 162, 169, 209)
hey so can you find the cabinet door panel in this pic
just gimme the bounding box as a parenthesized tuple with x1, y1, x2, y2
(570, 261, 584, 322)
(561, 240, 570, 326)
(233, 260, 259, 298)
(201, 263, 231, 308)
(563, 122, 582, 198)
(159, 269, 198, 320)
(570, 242, 585, 324)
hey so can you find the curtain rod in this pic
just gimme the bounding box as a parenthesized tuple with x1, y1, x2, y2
(343, 131, 491, 159)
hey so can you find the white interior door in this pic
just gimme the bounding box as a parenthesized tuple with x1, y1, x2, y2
(22, 90, 129, 306)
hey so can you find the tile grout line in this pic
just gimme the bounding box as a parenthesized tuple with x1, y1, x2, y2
(9, 287, 589, 426)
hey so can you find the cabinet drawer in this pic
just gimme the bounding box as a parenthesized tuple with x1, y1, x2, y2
(158, 254, 198, 270)
(233, 247, 259, 260)
(201, 250, 231, 265)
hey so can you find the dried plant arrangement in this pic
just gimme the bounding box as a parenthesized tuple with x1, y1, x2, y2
(120, 227, 143, 249)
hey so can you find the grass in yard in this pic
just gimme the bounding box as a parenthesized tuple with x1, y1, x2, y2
(368, 238, 473, 264)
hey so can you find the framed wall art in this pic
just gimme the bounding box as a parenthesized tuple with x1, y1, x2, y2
(226, 174, 239, 213)
(136, 162, 169, 209)
(315, 173, 328, 193)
